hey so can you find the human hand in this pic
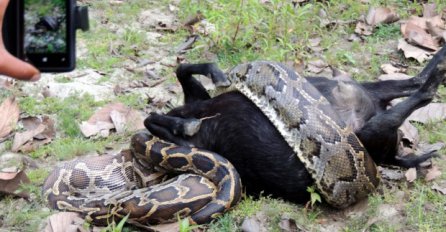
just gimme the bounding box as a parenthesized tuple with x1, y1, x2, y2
(0, 0, 40, 81)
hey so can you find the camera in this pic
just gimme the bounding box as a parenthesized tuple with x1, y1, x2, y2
(3, 0, 89, 72)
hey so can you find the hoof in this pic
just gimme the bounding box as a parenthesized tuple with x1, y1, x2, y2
(131, 131, 153, 155)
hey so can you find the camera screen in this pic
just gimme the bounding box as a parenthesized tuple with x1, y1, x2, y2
(24, 0, 67, 54)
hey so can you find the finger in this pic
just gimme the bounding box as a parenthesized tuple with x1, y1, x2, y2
(0, 0, 40, 81)
(0, 48, 41, 81)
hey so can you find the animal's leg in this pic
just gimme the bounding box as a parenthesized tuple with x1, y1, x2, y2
(357, 60, 446, 167)
(360, 45, 446, 105)
(176, 63, 229, 104)
(144, 113, 200, 147)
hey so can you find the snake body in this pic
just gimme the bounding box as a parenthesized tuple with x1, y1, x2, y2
(43, 61, 380, 227)
(43, 133, 241, 227)
(213, 61, 380, 207)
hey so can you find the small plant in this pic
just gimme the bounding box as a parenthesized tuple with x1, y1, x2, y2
(102, 214, 130, 232)
(178, 215, 201, 232)
(306, 186, 321, 208)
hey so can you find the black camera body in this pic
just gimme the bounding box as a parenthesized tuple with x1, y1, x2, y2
(3, 0, 89, 72)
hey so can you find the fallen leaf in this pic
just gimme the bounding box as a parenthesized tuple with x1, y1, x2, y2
(378, 72, 412, 81)
(110, 110, 126, 133)
(407, 103, 446, 123)
(355, 21, 373, 36)
(278, 215, 306, 232)
(406, 15, 444, 31)
(347, 33, 363, 42)
(11, 116, 56, 152)
(397, 38, 433, 63)
(423, 3, 438, 18)
(309, 37, 321, 47)
(0, 78, 14, 89)
(44, 212, 86, 232)
(426, 21, 446, 41)
(379, 166, 405, 181)
(241, 212, 268, 232)
(432, 181, 446, 195)
(366, 7, 399, 26)
(176, 35, 199, 54)
(331, 67, 353, 81)
(416, 142, 445, 156)
(399, 120, 419, 148)
(11, 124, 46, 152)
(307, 59, 329, 74)
(0, 170, 30, 198)
(381, 63, 405, 74)
(79, 121, 115, 138)
(425, 166, 442, 181)
(405, 168, 417, 182)
(401, 21, 439, 51)
(0, 96, 20, 138)
(80, 103, 145, 137)
(142, 222, 180, 232)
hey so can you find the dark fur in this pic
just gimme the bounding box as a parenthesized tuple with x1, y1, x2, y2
(145, 47, 446, 203)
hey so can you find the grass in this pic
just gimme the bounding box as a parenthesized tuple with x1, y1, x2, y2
(176, 0, 446, 231)
(20, 93, 105, 137)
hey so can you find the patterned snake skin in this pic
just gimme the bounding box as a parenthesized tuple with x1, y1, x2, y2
(42, 134, 242, 227)
(42, 61, 381, 228)
(213, 61, 380, 208)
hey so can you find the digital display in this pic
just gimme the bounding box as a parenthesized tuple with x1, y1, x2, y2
(24, 0, 67, 54)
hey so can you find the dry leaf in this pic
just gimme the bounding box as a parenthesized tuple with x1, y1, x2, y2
(366, 7, 399, 26)
(331, 67, 353, 81)
(355, 21, 374, 36)
(79, 121, 115, 138)
(0, 96, 20, 138)
(379, 166, 405, 180)
(140, 222, 180, 232)
(416, 142, 445, 156)
(426, 21, 446, 41)
(307, 59, 328, 74)
(406, 15, 444, 31)
(110, 110, 126, 133)
(10, 116, 56, 152)
(11, 124, 46, 152)
(309, 37, 321, 47)
(279, 215, 306, 232)
(399, 120, 419, 148)
(425, 166, 442, 181)
(402, 21, 439, 50)
(432, 181, 446, 195)
(397, 38, 433, 63)
(80, 103, 145, 137)
(44, 212, 86, 232)
(423, 3, 438, 18)
(0, 78, 14, 89)
(407, 103, 446, 123)
(0, 170, 30, 198)
(241, 212, 268, 232)
(241, 217, 262, 232)
(378, 72, 412, 81)
(380, 64, 405, 74)
(405, 168, 417, 182)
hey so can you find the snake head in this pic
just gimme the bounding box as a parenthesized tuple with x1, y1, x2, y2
(131, 131, 153, 155)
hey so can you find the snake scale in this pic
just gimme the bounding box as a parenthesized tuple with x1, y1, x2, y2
(42, 132, 241, 227)
(213, 61, 380, 208)
(43, 61, 380, 227)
